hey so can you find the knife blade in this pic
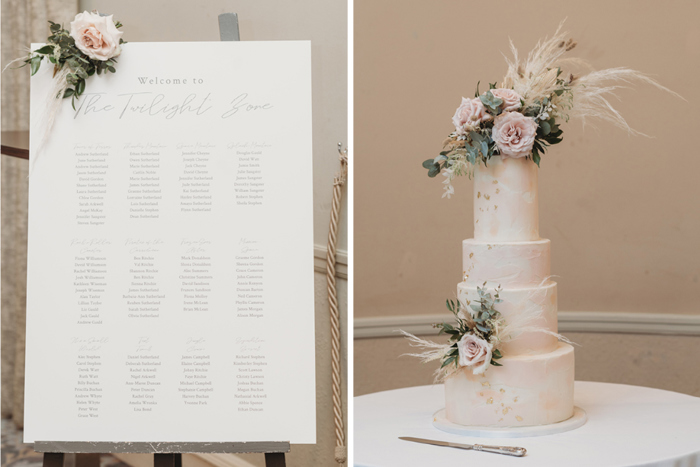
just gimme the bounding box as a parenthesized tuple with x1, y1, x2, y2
(399, 437, 527, 457)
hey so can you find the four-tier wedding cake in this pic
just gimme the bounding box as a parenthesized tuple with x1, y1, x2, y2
(445, 156, 574, 427)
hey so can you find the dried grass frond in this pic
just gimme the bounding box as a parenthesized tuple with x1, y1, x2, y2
(502, 21, 684, 134)
(571, 68, 685, 135)
(502, 21, 572, 107)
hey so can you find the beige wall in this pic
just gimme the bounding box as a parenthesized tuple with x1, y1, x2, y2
(78, 1, 348, 466)
(354, 0, 700, 396)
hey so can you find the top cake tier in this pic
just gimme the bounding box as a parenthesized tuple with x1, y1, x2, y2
(474, 156, 539, 242)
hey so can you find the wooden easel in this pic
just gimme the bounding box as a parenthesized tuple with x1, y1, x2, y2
(27, 13, 291, 467)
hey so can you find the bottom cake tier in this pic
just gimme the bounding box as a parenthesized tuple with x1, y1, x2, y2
(444, 342, 574, 427)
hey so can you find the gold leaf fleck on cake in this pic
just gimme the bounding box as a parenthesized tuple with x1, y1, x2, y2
(495, 188, 500, 194)
(500, 388, 505, 394)
(493, 180, 498, 184)
(469, 253, 474, 259)
(503, 407, 512, 415)
(476, 219, 479, 224)
(477, 191, 481, 198)
(501, 403, 504, 407)
(481, 381, 490, 388)
(484, 194, 490, 200)
(486, 397, 493, 405)
(514, 397, 519, 403)
(494, 205, 498, 211)
(516, 416, 523, 422)
(498, 418, 504, 422)
(487, 245, 492, 250)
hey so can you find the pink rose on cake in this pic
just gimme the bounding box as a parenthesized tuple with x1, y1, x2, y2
(457, 333, 493, 374)
(491, 112, 538, 158)
(452, 97, 492, 134)
(70, 11, 123, 61)
(489, 88, 523, 112)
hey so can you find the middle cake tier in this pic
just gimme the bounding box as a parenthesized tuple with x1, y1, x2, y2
(457, 281, 558, 356)
(462, 238, 550, 288)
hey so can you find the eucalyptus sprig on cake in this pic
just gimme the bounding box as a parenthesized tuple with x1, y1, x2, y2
(423, 23, 682, 199)
(402, 284, 507, 380)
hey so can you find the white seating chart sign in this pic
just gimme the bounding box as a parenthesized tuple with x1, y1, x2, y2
(24, 42, 315, 443)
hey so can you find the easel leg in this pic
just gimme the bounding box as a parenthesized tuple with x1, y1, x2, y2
(75, 453, 100, 467)
(154, 453, 182, 467)
(264, 452, 286, 467)
(43, 453, 64, 467)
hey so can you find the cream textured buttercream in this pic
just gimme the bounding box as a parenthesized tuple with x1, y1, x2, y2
(473, 156, 539, 242)
(445, 343, 575, 427)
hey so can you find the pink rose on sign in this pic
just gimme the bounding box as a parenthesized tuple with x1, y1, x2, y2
(70, 11, 123, 61)
(457, 334, 493, 375)
(491, 112, 538, 159)
(452, 97, 492, 134)
(489, 88, 523, 112)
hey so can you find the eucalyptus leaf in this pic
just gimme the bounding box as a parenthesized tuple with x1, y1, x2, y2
(35, 45, 54, 55)
(441, 356, 456, 369)
(532, 151, 541, 167)
(75, 79, 85, 95)
(29, 56, 42, 76)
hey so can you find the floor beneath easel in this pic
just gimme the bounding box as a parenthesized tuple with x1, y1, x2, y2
(1, 419, 133, 467)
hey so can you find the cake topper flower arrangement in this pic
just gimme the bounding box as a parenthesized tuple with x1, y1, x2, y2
(423, 23, 682, 198)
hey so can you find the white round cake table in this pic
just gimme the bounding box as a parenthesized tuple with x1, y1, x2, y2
(354, 381, 700, 467)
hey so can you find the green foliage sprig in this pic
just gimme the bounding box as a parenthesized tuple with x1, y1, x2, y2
(434, 284, 505, 371)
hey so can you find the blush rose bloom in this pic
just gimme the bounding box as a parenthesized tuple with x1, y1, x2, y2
(489, 88, 523, 112)
(452, 97, 492, 133)
(70, 11, 123, 61)
(457, 334, 493, 375)
(491, 112, 538, 159)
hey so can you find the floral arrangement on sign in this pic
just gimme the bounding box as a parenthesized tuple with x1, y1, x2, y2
(17, 11, 126, 107)
(423, 23, 681, 199)
(4, 10, 126, 163)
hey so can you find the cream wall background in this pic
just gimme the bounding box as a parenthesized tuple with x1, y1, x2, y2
(5, 1, 348, 466)
(355, 0, 700, 397)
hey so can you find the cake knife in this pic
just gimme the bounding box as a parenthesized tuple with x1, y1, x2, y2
(399, 437, 527, 457)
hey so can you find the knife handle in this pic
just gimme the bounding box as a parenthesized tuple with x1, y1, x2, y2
(473, 444, 527, 457)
